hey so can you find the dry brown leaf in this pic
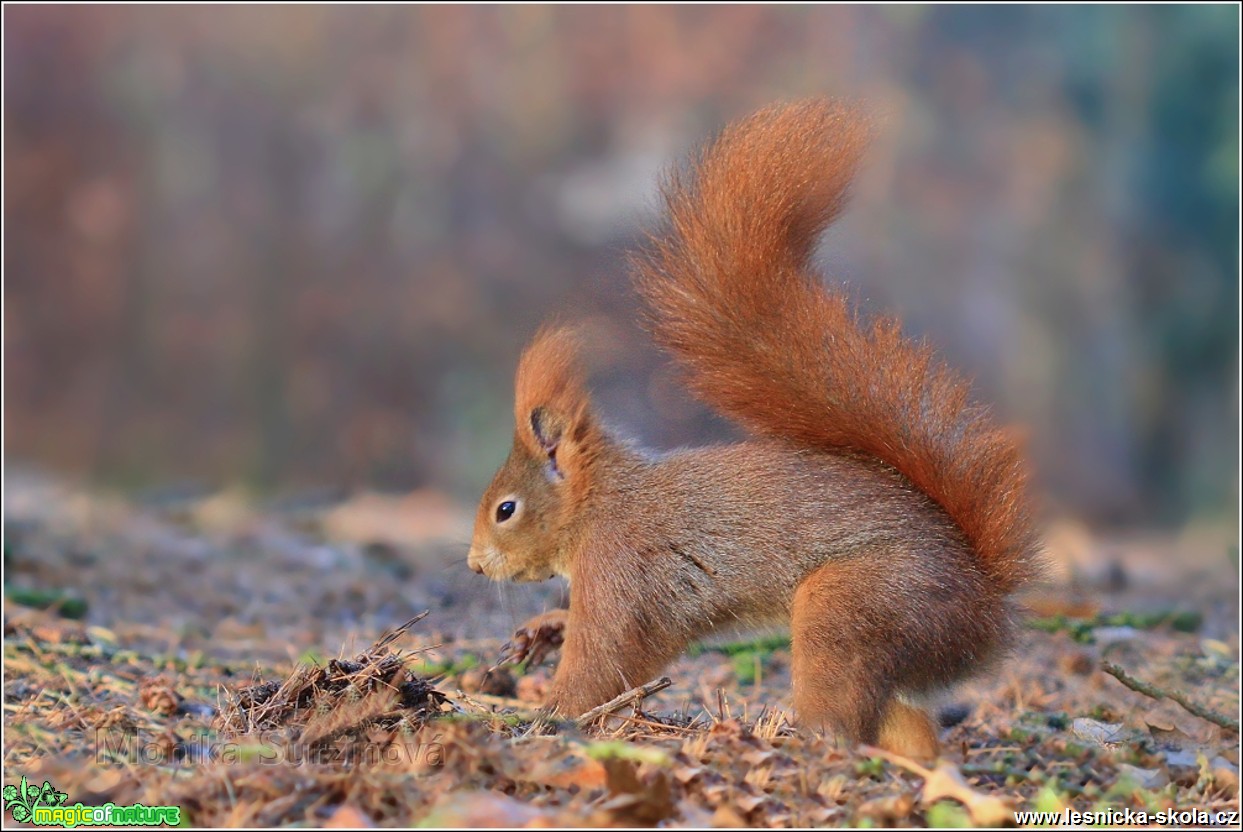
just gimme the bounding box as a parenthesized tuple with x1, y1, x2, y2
(324, 804, 374, 828)
(673, 764, 705, 785)
(740, 748, 778, 766)
(709, 804, 749, 827)
(857, 792, 916, 822)
(528, 753, 608, 790)
(420, 792, 552, 828)
(599, 757, 676, 824)
(1210, 758, 1239, 797)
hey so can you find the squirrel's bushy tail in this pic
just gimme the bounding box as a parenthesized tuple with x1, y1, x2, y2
(633, 100, 1038, 592)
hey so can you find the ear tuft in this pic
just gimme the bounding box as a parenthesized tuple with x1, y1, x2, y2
(514, 327, 590, 460)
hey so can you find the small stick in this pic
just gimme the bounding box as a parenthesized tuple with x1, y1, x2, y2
(575, 677, 672, 728)
(605, 711, 698, 735)
(442, 689, 540, 719)
(1101, 661, 1239, 733)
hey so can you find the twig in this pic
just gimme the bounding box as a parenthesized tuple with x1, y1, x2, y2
(859, 744, 933, 778)
(451, 690, 534, 712)
(574, 677, 671, 728)
(605, 711, 698, 735)
(1101, 661, 1239, 733)
(375, 611, 430, 650)
(445, 689, 541, 719)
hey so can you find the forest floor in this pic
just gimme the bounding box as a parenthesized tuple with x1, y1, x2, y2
(3, 468, 1239, 827)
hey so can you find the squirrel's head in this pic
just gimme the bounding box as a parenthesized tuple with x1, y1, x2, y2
(468, 327, 597, 582)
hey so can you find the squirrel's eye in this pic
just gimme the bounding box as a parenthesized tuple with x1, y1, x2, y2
(496, 500, 517, 523)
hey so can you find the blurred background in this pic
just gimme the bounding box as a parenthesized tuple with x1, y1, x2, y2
(4, 5, 1239, 532)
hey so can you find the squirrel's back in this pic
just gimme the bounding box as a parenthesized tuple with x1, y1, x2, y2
(632, 99, 1039, 593)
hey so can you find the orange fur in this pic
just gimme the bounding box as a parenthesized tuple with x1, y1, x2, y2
(633, 99, 1038, 593)
(467, 99, 1042, 756)
(513, 326, 587, 459)
(878, 701, 941, 761)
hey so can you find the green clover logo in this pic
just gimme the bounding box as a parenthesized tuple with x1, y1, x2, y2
(4, 775, 68, 822)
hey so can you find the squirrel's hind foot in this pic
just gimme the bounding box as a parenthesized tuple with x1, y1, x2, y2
(876, 699, 940, 760)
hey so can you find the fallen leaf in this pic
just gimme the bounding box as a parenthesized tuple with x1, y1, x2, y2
(1209, 757, 1239, 796)
(857, 792, 915, 822)
(673, 765, 705, 785)
(1072, 717, 1128, 748)
(921, 761, 1016, 828)
(418, 792, 551, 827)
(710, 805, 748, 827)
(599, 757, 675, 824)
(734, 791, 773, 815)
(528, 753, 608, 790)
(324, 804, 373, 828)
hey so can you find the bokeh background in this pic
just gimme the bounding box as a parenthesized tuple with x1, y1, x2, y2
(4, 5, 1239, 532)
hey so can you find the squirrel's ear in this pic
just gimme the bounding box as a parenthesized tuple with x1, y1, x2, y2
(529, 406, 561, 453)
(514, 327, 594, 476)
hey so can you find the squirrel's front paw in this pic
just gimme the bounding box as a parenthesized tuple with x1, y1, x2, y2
(497, 609, 567, 669)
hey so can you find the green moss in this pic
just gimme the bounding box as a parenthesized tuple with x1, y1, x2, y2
(1008, 726, 1037, 744)
(731, 651, 763, 685)
(297, 648, 325, 666)
(583, 740, 669, 765)
(689, 633, 790, 658)
(1062, 741, 1088, 758)
(853, 756, 886, 779)
(412, 653, 480, 678)
(1028, 610, 1203, 643)
(1033, 784, 1066, 814)
(5, 587, 89, 619)
(1027, 615, 1096, 643)
(229, 742, 281, 763)
(924, 801, 972, 827)
(1087, 703, 1117, 721)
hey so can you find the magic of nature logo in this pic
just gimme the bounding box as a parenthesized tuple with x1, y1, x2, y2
(4, 775, 181, 827)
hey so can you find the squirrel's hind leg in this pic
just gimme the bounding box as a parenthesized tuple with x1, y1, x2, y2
(789, 555, 941, 759)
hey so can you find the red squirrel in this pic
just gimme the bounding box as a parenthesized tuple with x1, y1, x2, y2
(466, 100, 1040, 758)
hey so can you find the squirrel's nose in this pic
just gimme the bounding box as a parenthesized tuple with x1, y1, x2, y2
(470, 561, 484, 575)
